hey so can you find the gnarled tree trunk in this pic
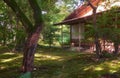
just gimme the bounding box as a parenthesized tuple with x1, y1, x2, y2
(3, 0, 43, 73)
(22, 25, 42, 72)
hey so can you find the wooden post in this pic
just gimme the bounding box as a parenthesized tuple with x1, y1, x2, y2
(78, 24, 81, 51)
(61, 25, 63, 48)
(70, 25, 72, 47)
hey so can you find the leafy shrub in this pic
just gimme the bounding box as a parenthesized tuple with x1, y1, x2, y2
(101, 50, 112, 58)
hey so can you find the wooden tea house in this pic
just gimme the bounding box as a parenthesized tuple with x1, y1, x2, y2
(54, 0, 120, 52)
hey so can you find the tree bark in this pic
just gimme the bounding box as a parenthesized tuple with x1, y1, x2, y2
(88, 0, 101, 58)
(103, 39, 105, 50)
(114, 42, 119, 55)
(93, 9, 102, 58)
(22, 0, 43, 72)
(22, 25, 42, 72)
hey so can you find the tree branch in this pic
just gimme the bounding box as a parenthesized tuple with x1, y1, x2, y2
(87, 0, 97, 10)
(3, 0, 33, 33)
(28, 0, 43, 27)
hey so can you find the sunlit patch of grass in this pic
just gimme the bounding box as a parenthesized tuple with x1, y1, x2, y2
(35, 53, 63, 61)
(1, 55, 22, 63)
(0, 52, 20, 59)
(2, 52, 15, 55)
(94, 67, 104, 71)
(109, 70, 117, 73)
(83, 66, 94, 71)
(100, 60, 120, 73)
(0, 66, 6, 70)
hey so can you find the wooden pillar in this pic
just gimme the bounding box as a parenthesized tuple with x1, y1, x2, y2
(61, 25, 63, 48)
(78, 24, 81, 51)
(70, 25, 72, 47)
(78, 23, 84, 51)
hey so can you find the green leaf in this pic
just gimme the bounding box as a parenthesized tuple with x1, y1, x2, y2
(19, 72, 31, 78)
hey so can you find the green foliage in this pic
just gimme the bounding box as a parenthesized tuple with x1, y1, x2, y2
(98, 7, 120, 44)
(101, 50, 113, 58)
(41, 4, 62, 46)
(0, 0, 26, 51)
(14, 28, 26, 51)
(0, 1, 15, 45)
(84, 24, 95, 39)
(42, 25, 59, 46)
(40, 0, 57, 11)
(110, 29, 120, 43)
(86, 6, 120, 43)
(16, 0, 33, 23)
(1, 0, 83, 47)
(40, 0, 73, 46)
(59, 32, 70, 45)
(19, 72, 31, 78)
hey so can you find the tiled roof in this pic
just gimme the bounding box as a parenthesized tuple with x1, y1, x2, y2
(54, 0, 101, 25)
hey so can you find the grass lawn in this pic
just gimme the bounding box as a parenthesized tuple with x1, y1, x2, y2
(0, 46, 120, 78)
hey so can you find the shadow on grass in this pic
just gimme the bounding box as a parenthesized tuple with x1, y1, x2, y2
(0, 53, 19, 59)
(0, 50, 22, 78)
(60, 54, 120, 78)
(0, 46, 11, 53)
(0, 46, 120, 78)
(33, 46, 120, 78)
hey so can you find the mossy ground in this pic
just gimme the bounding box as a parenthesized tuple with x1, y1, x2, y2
(0, 46, 120, 78)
